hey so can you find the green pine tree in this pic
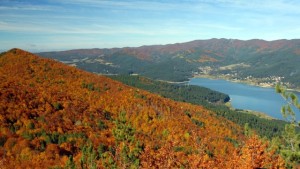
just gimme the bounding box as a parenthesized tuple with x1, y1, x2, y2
(275, 84, 300, 168)
(65, 155, 76, 169)
(80, 143, 97, 169)
(112, 111, 143, 168)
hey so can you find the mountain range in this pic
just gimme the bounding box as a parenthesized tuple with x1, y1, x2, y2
(38, 38, 300, 89)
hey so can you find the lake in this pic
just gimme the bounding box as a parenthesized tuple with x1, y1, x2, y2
(190, 78, 300, 120)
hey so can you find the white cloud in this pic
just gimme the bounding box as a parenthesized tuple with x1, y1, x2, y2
(55, 0, 211, 13)
(0, 20, 185, 36)
(0, 5, 54, 11)
(0, 0, 59, 12)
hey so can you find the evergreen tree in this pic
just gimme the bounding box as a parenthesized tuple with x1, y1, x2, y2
(65, 155, 76, 169)
(112, 111, 143, 168)
(113, 111, 135, 144)
(275, 84, 300, 168)
(80, 143, 97, 169)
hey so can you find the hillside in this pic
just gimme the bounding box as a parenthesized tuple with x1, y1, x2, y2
(108, 75, 288, 139)
(38, 39, 300, 89)
(0, 49, 284, 168)
(109, 75, 230, 104)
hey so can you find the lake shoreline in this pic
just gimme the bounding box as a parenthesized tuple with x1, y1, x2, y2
(223, 101, 275, 120)
(192, 75, 300, 93)
(189, 77, 300, 120)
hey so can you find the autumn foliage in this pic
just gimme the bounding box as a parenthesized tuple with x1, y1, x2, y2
(0, 49, 285, 168)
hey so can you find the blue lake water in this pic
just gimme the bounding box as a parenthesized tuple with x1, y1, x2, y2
(190, 78, 300, 120)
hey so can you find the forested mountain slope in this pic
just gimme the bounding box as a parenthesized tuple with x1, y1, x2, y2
(109, 75, 230, 104)
(109, 75, 288, 139)
(0, 49, 284, 168)
(38, 39, 300, 88)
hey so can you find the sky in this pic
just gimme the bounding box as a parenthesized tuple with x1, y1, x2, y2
(1, 0, 300, 52)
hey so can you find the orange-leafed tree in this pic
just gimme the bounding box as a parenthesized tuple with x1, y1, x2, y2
(228, 135, 285, 169)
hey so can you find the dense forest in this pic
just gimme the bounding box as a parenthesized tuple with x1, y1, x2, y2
(0, 49, 288, 168)
(109, 75, 289, 139)
(109, 75, 230, 104)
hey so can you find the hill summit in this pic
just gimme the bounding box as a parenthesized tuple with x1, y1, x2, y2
(0, 48, 284, 168)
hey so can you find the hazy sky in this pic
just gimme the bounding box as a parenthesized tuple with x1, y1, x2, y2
(1, 0, 300, 52)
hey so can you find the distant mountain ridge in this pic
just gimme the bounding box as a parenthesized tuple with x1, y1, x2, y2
(38, 38, 300, 88)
